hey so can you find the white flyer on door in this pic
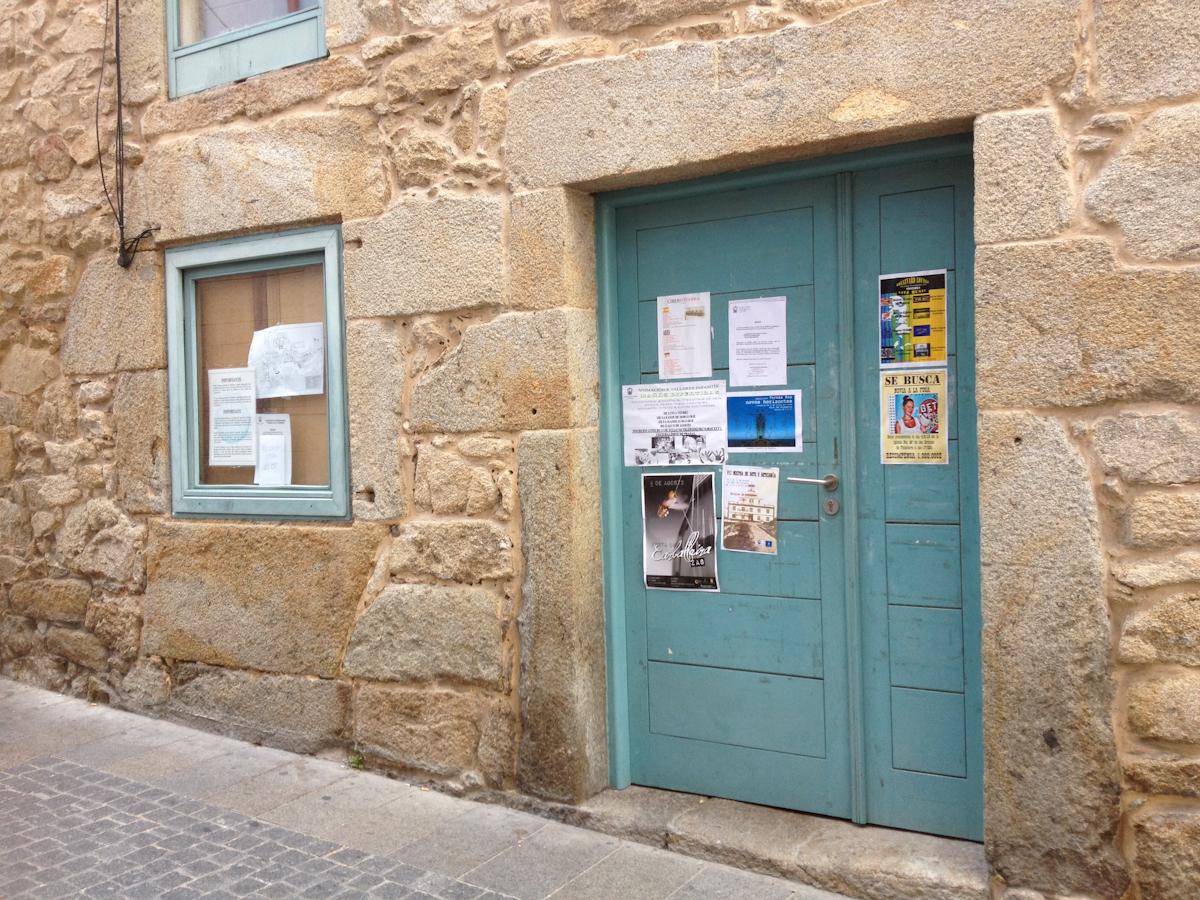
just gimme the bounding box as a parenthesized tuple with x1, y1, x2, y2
(657, 292, 712, 380)
(728, 296, 787, 387)
(247, 322, 325, 399)
(721, 465, 779, 555)
(207, 368, 256, 467)
(622, 380, 727, 466)
(253, 414, 292, 486)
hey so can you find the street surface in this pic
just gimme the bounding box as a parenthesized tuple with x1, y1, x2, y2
(0, 680, 842, 900)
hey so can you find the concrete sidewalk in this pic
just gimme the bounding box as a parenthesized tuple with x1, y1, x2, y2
(0, 680, 843, 900)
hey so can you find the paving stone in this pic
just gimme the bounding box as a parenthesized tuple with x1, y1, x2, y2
(202, 757, 352, 816)
(152, 747, 298, 800)
(396, 804, 547, 878)
(670, 864, 835, 899)
(263, 778, 460, 857)
(411, 870, 470, 896)
(103, 736, 237, 781)
(548, 841, 702, 898)
(254, 883, 296, 899)
(462, 822, 620, 899)
(369, 883, 414, 899)
(576, 785, 704, 844)
(59, 726, 185, 767)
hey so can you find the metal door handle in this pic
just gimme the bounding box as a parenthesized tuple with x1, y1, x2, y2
(786, 474, 839, 491)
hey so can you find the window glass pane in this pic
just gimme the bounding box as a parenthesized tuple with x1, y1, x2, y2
(196, 262, 329, 488)
(178, 0, 318, 47)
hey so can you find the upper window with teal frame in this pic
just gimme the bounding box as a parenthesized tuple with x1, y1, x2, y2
(167, 0, 327, 97)
(165, 226, 350, 520)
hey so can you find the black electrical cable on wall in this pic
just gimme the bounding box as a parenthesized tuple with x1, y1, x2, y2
(96, 0, 154, 268)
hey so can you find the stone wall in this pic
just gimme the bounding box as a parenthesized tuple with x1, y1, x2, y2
(969, 4, 1200, 890)
(1, 0, 614, 802)
(1, 0, 1199, 896)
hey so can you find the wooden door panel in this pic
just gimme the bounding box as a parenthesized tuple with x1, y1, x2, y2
(878, 186, 958, 287)
(885, 440, 961, 523)
(713, 521, 821, 599)
(635, 205, 815, 299)
(636, 733, 849, 817)
(888, 606, 966, 692)
(646, 592, 824, 678)
(890, 687, 967, 778)
(884, 524, 963, 609)
(648, 662, 827, 758)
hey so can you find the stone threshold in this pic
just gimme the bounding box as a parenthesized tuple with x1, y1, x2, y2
(475, 784, 990, 900)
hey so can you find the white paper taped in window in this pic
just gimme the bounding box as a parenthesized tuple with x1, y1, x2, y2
(248, 322, 324, 399)
(254, 414, 292, 486)
(207, 367, 256, 467)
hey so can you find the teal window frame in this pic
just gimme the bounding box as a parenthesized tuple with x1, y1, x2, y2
(166, 0, 327, 98)
(165, 226, 351, 521)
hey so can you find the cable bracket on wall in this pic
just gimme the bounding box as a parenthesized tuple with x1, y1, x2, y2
(97, 0, 156, 268)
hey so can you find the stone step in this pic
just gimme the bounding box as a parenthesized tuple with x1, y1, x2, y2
(568, 786, 991, 900)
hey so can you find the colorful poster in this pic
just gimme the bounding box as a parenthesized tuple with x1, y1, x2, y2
(726, 390, 802, 453)
(879, 270, 947, 369)
(657, 292, 712, 380)
(622, 381, 727, 466)
(728, 296, 787, 387)
(721, 465, 779, 555)
(880, 369, 948, 465)
(642, 472, 719, 591)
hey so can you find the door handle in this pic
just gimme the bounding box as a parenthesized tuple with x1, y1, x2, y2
(786, 474, 840, 492)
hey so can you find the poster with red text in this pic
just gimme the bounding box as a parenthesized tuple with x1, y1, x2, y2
(880, 369, 948, 465)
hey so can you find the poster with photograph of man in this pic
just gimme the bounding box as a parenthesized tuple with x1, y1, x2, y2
(641, 472, 719, 591)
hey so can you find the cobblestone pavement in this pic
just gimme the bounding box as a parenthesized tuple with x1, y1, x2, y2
(0, 681, 842, 900)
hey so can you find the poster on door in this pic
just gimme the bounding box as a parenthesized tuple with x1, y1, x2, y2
(721, 465, 779, 555)
(622, 381, 727, 466)
(726, 390, 802, 453)
(641, 472, 720, 591)
(880, 370, 948, 465)
(879, 269, 947, 369)
(728, 296, 787, 387)
(658, 292, 712, 380)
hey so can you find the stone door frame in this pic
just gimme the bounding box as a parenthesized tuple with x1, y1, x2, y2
(498, 3, 1135, 892)
(513, 100, 1122, 900)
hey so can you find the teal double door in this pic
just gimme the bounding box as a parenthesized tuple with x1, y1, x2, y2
(602, 146, 982, 841)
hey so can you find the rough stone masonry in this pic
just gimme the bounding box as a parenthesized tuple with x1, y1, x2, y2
(2, 0, 1200, 897)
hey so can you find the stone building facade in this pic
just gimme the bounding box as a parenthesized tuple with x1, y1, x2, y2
(1, 0, 1199, 897)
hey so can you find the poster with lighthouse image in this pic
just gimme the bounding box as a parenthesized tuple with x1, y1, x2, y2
(641, 472, 719, 591)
